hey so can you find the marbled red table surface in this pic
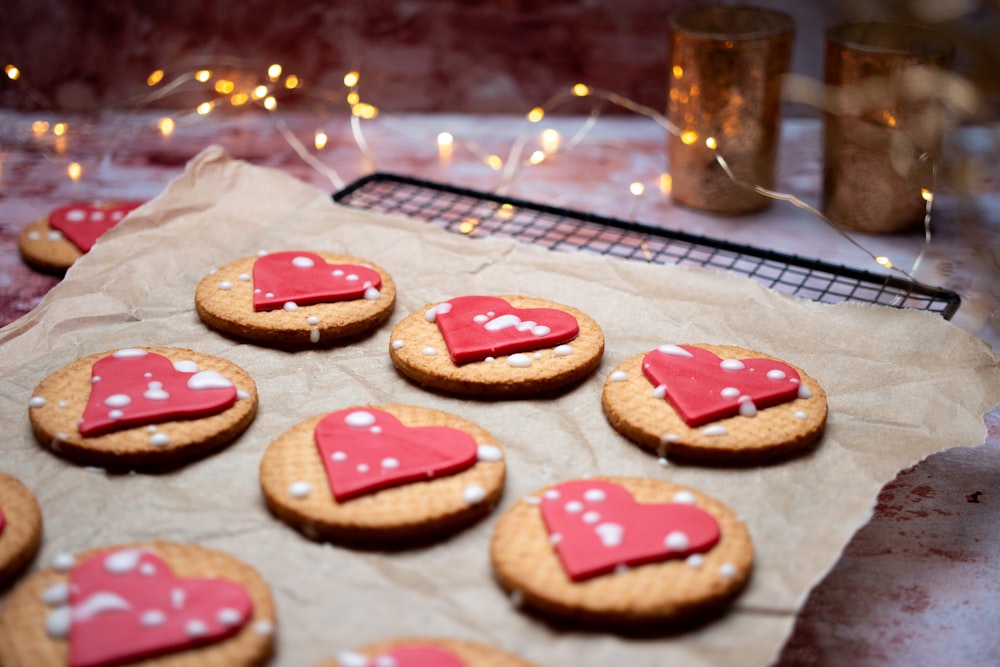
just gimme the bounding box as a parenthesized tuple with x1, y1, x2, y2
(1, 109, 998, 665)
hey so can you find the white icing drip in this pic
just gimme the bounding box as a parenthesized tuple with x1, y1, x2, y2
(665, 531, 690, 551)
(719, 562, 738, 578)
(425, 302, 452, 323)
(658, 457, 670, 467)
(543, 489, 560, 500)
(74, 592, 132, 620)
(484, 314, 524, 332)
(140, 563, 156, 576)
(51, 552, 75, 572)
(310, 328, 320, 343)
(27, 230, 40, 240)
(331, 451, 347, 462)
(686, 553, 705, 568)
(149, 433, 170, 447)
(218, 281, 233, 290)
(141, 609, 166, 626)
(381, 457, 399, 469)
(289, 481, 311, 498)
(651, 384, 667, 399)
(283, 302, 299, 311)
(484, 357, 495, 363)
(463, 484, 487, 503)
(113, 349, 147, 358)
(553, 344, 573, 356)
(332, 269, 344, 277)
(798, 384, 813, 399)
(172, 587, 186, 609)
(476, 444, 503, 461)
(47, 230, 63, 241)
(421, 346, 437, 356)
(609, 370, 627, 382)
(738, 398, 757, 417)
(720, 359, 746, 371)
(186, 619, 208, 637)
(345, 411, 376, 428)
(583, 488, 606, 502)
(767, 369, 787, 380)
(721, 387, 740, 398)
(173, 360, 199, 373)
(657, 344, 693, 357)
(338, 651, 370, 667)
(794, 410, 808, 420)
(237, 390, 250, 400)
(364, 286, 380, 300)
(291, 255, 315, 268)
(45, 607, 71, 638)
(582, 511, 601, 524)
(105, 549, 144, 574)
(307, 316, 320, 325)
(357, 464, 370, 473)
(549, 532, 563, 545)
(533, 352, 543, 359)
(253, 620, 274, 635)
(108, 409, 124, 420)
(702, 425, 728, 436)
(41, 582, 70, 606)
(507, 353, 532, 367)
(217, 608, 243, 626)
(238, 273, 251, 281)
(187, 370, 234, 390)
(29, 396, 47, 408)
(392, 340, 405, 349)
(564, 500, 584, 514)
(672, 490, 697, 505)
(595, 522, 624, 548)
(346, 274, 359, 282)
(143, 382, 169, 401)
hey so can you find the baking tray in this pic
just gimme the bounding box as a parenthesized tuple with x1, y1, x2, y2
(333, 172, 961, 318)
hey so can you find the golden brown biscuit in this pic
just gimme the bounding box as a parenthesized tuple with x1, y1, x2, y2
(0, 541, 276, 667)
(0, 473, 43, 588)
(260, 404, 505, 545)
(317, 636, 537, 667)
(489, 476, 753, 628)
(18, 201, 142, 274)
(195, 251, 396, 347)
(388, 295, 604, 396)
(602, 344, 827, 464)
(28, 347, 258, 470)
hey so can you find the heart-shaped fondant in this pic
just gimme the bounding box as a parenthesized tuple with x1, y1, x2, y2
(315, 408, 478, 502)
(345, 645, 467, 667)
(431, 295, 579, 364)
(79, 349, 237, 437)
(252, 251, 382, 312)
(539, 480, 720, 581)
(58, 548, 252, 667)
(49, 201, 143, 253)
(642, 344, 803, 427)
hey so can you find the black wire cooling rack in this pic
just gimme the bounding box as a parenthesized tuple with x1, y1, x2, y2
(333, 172, 961, 318)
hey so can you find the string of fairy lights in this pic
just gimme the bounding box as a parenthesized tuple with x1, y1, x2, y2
(2, 59, 937, 282)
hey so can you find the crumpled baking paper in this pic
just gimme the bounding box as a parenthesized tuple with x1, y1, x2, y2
(1, 145, 997, 666)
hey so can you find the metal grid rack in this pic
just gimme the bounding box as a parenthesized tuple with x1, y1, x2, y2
(333, 172, 961, 319)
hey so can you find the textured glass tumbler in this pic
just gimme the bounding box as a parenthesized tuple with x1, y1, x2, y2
(823, 22, 954, 233)
(667, 5, 794, 214)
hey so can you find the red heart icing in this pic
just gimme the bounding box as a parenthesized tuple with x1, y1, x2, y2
(252, 251, 382, 312)
(315, 408, 478, 502)
(431, 295, 579, 364)
(63, 548, 252, 667)
(642, 345, 803, 427)
(49, 201, 142, 253)
(79, 349, 238, 438)
(351, 645, 466, 667)
(539, 480, 720, 581)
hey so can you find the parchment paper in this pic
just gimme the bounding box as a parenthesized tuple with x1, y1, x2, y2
(1, 146, 998, 666)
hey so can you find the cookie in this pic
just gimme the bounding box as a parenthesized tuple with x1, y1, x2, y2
(388, 295, 604, 396)
(318, 636, 537, 667)
(28, 347, 258, 470)
(0, 473, 43, 588)
(259, 404, 505, 545)
(195, 250, 396, 347)
(0, 541, 276, 667)
(489, 476, 753, 627)
(18, 201, 143, 274)
(602, 344, 827, 463)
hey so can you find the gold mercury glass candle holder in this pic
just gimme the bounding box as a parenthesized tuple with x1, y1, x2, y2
(823, 22, 955, 234)
(667, 5, 794, 214)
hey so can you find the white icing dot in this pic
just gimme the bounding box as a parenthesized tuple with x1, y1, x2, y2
(507, 353, 532, 367)
(345, 411, 376, 428)
(186, 619, 208, 637)
(665, 531, 690, 551)
(283, 302, 299, 311)
(553, 344, 573, 356)
(721, 387, 740, 398)
(364, 287, 380, 300)
(310, 328, 320, 344)
(140, 563, 156, 576)
(767, 369, 787, 380)
(29, 396, 47, 408)
(45, 607, 71, 638)
(105, 549, 144, 574)
(720, 359, 746, 371)
(651, 384, 667, 399)
(265, 292, 275, 298)
(798, 384, 813, 399)
(187, 370, 234, 390)
(658, 458, 669, 467)
(582, 511, 601, 524)
(41, 582, 70, 606)
(292, 256, 315, 268)
(672, 490, 697, 505)
(141, 609, 166, 626)
(702, 425, 728, 436)
(463, 484, 487, 503)
(289, 481, 311, 498)
(686, 554, 705, 568)
(217, 607, 243, 625)
(425, 302, 452, 322)
(531, 325, 551, 336)
(51, 553, 75, 572)
(337, 651, 370, 667)
(307, 316, 320, 325)
(113, 348, 148, 358)
(173, 360, 199, 373)
(66, 209, 86, 221)
(370, 426, 382, 434)
(476, 444, 503, 461)
(254, 620, 274, 635)
(609, 370, 627, 382)
(564, 500, 584, 514)
(149, 433, 171, 447)
(92, 376, 101, 383)
(549, 533, 563, 545)
(381, 457, 399, 469)
(58, 401, 67, 408)
(238, 273, 251, 281)
(392, 340, 405, 350)
(421, 347, 437, 356)
(484, 357, 495, 363)
(533, 352, 543, 359)
(47, 230, 63, 241)
(27, 230, 40, 240)
(331, 451, 347, 462)
(357, 464, 369, 473)
(143, 382, 169, 401)
(719, 563, 738, 578)
(346, 274, 359, 282)
(595, 522, 624, 547)
(108, 409, 124, 420)
(543, 489, 560, 500)
(794, 410, 808, 420)
(583, 488, 606, 502)
(237, 390, 250, 400)
(660, 433, 680, 444)
(739, 399, 757, 417)
(218, 281, 234, 290)
(332, 269, 345, 277)
(172, 588, 186, 609)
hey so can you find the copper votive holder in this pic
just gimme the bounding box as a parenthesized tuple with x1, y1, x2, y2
(823, 22, 955, 233)
(667, 5, 794, 214)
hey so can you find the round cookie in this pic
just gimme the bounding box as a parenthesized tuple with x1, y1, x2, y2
(195, 250, 396, 347)
(489, 476, 753, 628)
(18, 201, 143, 274)
(260, 404, 505, 545)
(388, 295, 604, 396)
(28, 347, 258, 470)
(0, 473, 43, 588)
(0, 541, 276, 667)
(602, 343, 827, 464)
(318, 636, 537, 667)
